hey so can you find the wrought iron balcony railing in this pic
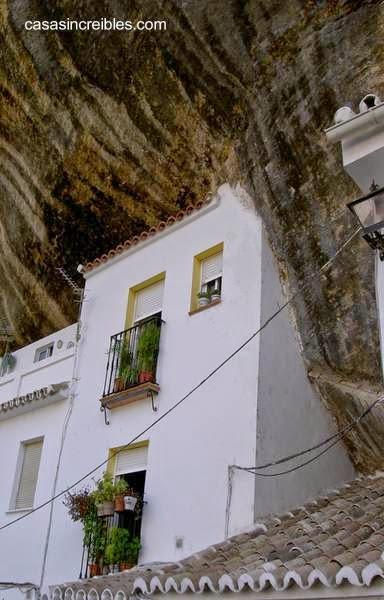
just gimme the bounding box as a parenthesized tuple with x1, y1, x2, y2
(103, 315, 163, 398)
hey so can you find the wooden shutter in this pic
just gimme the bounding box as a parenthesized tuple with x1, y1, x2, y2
(201, 252, 223, 284)
(134, 281, 164, 322)
(115, 445, 148, 476)
(15, 440, 43, 509)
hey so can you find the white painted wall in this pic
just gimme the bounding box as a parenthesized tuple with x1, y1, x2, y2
(0, 325, 76, 594)
(0, 325, 77, 402)
(43, 185, 262, 587)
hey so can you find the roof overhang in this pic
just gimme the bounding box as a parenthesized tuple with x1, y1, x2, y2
(0, 382, 71, 420)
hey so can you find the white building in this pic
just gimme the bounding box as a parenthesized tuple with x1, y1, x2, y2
(0, 184, 354, 598)
(0, 324, 77, 598)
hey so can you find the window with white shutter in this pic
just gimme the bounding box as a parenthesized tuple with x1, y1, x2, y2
(190, 243, 224, 312)
(134, 280, 164, 323)
(115, 445, 148, 476)
(201, 252, 223, 285)
(14, 439, 43, 510)
(200, 250, 223, 296)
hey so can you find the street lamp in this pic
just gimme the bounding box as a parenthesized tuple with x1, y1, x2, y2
(347, 182, 384, 260)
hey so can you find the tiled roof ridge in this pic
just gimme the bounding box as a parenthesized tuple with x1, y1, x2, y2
(83, 196, 213, 274)
(53, 473, 384, 598)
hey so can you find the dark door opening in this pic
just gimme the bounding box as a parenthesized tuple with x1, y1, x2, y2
(117, 470, 146, 538)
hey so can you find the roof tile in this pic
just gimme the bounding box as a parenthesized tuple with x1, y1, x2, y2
(83, 198, 212, 273)
(54, 474, 384, 597)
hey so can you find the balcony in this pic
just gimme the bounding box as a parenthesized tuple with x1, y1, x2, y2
(101, 315, 163, 410)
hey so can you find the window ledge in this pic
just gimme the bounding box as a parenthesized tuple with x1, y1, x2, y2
(6, 508, 33, 514)
(189, 299, 221, 316)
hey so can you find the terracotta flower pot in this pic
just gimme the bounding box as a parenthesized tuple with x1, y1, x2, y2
(139, 371, 153, 384)
(115, 494, 125, 512)
(114, 377, 124, 393)
(89, 563, 101, 577)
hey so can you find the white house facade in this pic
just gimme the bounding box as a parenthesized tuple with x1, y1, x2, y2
(0, 184, 354, 598)
(0, 324, 77, 599)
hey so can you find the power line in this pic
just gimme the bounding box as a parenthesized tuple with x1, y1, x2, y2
(0, 227, 360, 532)
(238, 390, 383, 471)
(235, 393, 384, 477)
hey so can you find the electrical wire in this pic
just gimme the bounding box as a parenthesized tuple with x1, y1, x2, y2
(235, 393, 384, 477)
(0, 226, 360, 533)
(237, 389, 383, 471)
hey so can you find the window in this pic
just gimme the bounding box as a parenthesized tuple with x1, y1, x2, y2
(125, 272, 166, 328)
(200, 251, 223, 295)
(190, 242, 224, 313)
(34, 343, 53, 362)
(133, 280, 164, 323)
(13, 439, 43, 510)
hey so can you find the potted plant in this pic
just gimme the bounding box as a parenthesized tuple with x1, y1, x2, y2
(210, 288, 221, 302)
(137, 321, 161, 384)
(64, 485, 106, 577)
(105, 527, 132, 572)
(85, 511, 106, 576)
(91, 472, 116, 517)
(127, 536, 141, 567)
(123, 487, 140, 511)
(63, 486, 93, 522)
(114, 337, 138, 392)
(114, 478, 129, 512)
(197, 291, 210, 307)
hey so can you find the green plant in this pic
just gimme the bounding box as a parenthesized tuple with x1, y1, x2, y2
(83, 506, 106, 564)
(197, 291, 210, 299)
(105, 527, 131, 565)
(91, 472, 130, 504)
(118, 338, 138, 385)
(211, 289, 221, 296)
(127, 536, 141, 564)
(137, 321, 161, 373)
(114, 478, 128, 496)
(91, 472, 117, 504)
(63, 487, 93, 522)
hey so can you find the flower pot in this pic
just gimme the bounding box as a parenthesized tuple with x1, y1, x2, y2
(139, 371, 153, 384)
(198, 297, 210, 307)
(115, 494, 125, 512)
(211, 293, 221, 302)
(119, 562, 134, 572)
(96, 501, 114, 517)
(124, 495, 138, 511)
(89, 563, 101, 577)
(114, 377, 124, 393)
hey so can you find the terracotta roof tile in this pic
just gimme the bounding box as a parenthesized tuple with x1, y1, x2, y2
(82, 198, 213, 274)
(52, 474, 384, 598)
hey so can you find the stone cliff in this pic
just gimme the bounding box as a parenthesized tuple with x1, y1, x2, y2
(1, 0, 384, 471)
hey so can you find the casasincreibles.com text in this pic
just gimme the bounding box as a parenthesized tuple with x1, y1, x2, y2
(24, 18, 167, 31)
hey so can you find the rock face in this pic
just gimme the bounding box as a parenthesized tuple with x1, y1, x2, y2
(1, 0, 383, 471)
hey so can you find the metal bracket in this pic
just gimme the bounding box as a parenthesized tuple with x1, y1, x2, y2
(100, 403, 110, 425)
(147, 389, 158, 412)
